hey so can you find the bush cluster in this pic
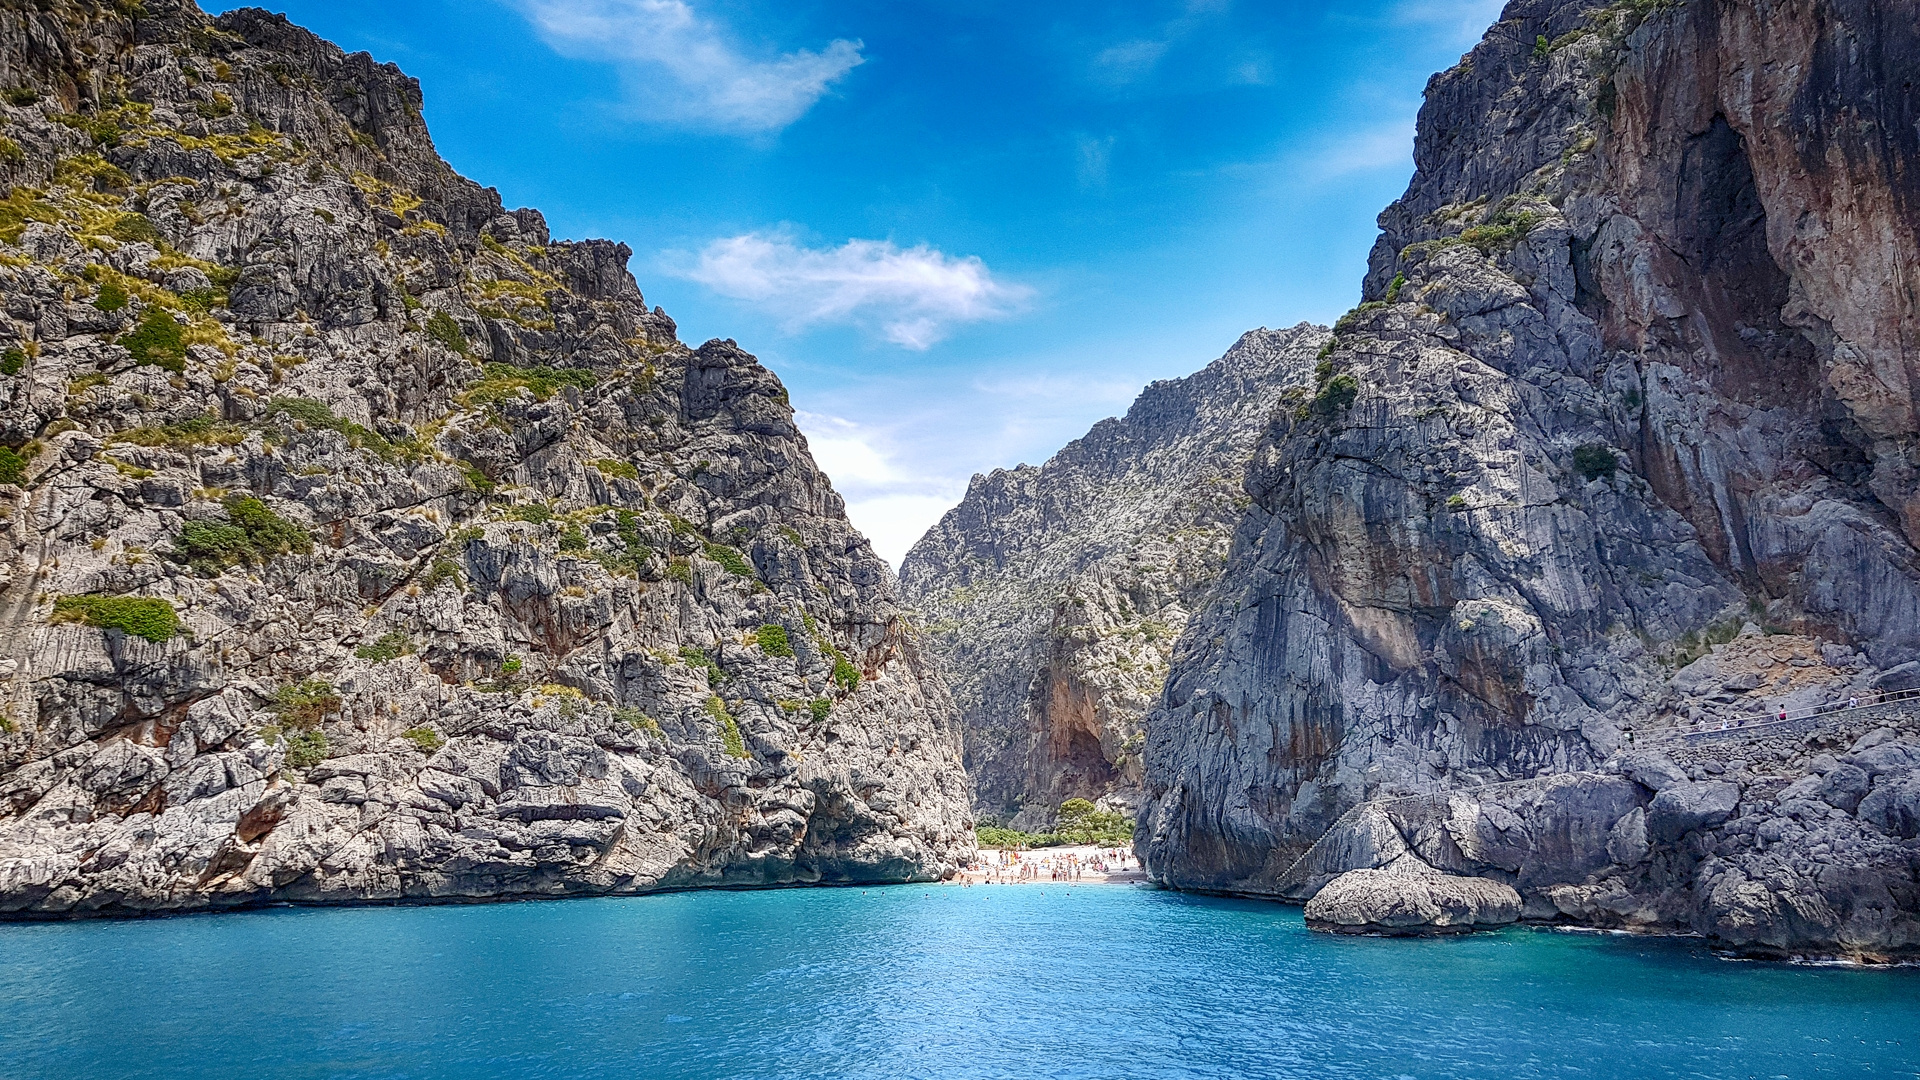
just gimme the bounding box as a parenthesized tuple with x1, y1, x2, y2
(706, 695, 749, 759)
(283, 729, 329, 769)
(271, 678, 341, 727)
(1572, 443, 1620, 481)
(118, 308, 186, 371)
(704, 542, 754, 578)
(400, 726, 443, 753)
(425, 310, 466, 353)
(756, 624, 793, 657)
(354, 631, 413, 662)
(0, 442, 36, 485)
(175, 494, 312, 576)
(51, 594, 178, 642)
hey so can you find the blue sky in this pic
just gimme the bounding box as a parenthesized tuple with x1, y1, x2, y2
(206, 0, 1504, 566)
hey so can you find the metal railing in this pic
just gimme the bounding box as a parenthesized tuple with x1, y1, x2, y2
(1639, 685, 1920, 747)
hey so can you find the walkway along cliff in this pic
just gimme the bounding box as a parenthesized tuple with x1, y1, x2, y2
(0, 0, 973, 915)
(1137, 0, 1920, 958)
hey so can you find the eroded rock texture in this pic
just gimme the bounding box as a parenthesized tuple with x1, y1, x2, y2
(1140, 0, 1920, 955)
(0, 0, 971, 916)
(900, 326, 1327, 826)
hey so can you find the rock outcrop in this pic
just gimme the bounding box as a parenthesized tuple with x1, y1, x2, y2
(1304, 856, 1521, 934)
(900, 326, 1327, 826)
(1286, 708, 1920, 958)
(1140, 0, 1920, 956)
(0, 0, 971, 916)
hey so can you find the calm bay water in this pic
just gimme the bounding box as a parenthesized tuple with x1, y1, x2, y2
(1, 884, 1915, 1080)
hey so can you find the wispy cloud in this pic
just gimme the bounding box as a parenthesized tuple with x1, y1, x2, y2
(1306, 119, 1415, 180)
(670, 231, 1032, 349)
(505, 0, 862, 132)
(795, 411, 963, 569)
(1075, 133, 1116, 188)
(1387, 0, 1508, 45)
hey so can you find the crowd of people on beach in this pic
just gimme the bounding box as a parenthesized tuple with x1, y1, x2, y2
(963, 847, 1136, 885)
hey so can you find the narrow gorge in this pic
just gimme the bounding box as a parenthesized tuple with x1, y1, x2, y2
(0, 0, 973, 916)
(901, 325, 1328, 828)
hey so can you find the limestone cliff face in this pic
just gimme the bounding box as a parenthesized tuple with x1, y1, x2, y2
(1141, 0, 1920, 952)
(900, 326, 1328, 826)
(0, 0, 971, 916)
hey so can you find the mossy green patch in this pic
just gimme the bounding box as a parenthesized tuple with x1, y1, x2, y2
(50, 594, 179, 642)
(118, 307, 186, 371)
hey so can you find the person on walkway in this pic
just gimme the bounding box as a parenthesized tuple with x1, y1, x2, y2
(1779, 706, 1788, 723)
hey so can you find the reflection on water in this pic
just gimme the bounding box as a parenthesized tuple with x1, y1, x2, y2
(2, 884, 1916, 1079)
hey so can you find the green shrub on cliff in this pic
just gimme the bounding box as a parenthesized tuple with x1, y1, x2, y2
(50, 594, 178, 642)
(756, 624, 793, 657)
(426, 310, 466, 353)
(118, 307, 186, 371)
(0, 441, 36, 485)
(706, 695, 748, 758)
(1572, 443, 1619, 481)
(283, 729, 329, 769)
(271, 678, 341, 727)
(174, 494, 311, 575)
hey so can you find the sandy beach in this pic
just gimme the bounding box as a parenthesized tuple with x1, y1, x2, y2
(951, 845, 1148, 886)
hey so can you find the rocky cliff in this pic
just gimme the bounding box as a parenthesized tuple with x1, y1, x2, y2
(1139, 0, 1920, 956)
(0, 0, 972, 916)
(900, 325, 1327, 826)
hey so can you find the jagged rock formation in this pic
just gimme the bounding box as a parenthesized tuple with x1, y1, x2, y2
(1287, 705, 1920, 957)
(0, 0, 971, 916)
(899, 326, 1328, 826)
(1140, 0, 1920, 956)
(1304, 856, 1522, 934)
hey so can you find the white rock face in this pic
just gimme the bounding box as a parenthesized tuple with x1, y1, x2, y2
(0, 1, 972, 916)
(1304, 856, 1521, 934)
(899, 326, 1328, 826)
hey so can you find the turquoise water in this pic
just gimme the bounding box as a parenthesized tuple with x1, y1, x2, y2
(1, 884, 1916, 1079)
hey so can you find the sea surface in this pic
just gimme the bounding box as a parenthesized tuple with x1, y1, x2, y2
(2, 883, 1916, 1079)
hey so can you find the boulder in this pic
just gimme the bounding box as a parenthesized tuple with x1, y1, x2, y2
(1304, 856, 1521, 934)
(1619, 751, 1689, 793)
(1859, 772, 1920, 839)
(1646, 782, 1741, 843)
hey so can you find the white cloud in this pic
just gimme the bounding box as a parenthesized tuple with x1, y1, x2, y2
(673, 231, 1031, 348)
(797, 413, 904, 486)
(1093, 38, 1171, 85)
(1075, 133, 1115, 188)
(794, 411, 961, 569)
(1306, 119, 1415, 180)
(506, 0, 863, 132)
(843, 493, 966, 572)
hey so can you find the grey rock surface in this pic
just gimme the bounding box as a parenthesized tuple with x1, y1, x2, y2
(0, 1, 972, 916)
(899, 326, 1328, 826)
(1285, 707, 1920, 958)
(1140, 0, 1920, 957)
(1304, 855, 1521, 934)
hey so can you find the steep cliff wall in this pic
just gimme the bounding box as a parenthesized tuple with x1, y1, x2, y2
(901, 326, 1327, 825)
(0, 0, 971, 916)
(1140, 0, 1920, 953)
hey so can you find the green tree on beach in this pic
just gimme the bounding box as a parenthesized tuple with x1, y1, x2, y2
(1056, 798, 1134, 845)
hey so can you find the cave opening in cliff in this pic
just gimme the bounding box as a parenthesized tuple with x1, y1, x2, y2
(1670, 114, 1818, 405)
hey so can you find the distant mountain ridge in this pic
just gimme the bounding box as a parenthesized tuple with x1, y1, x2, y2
(901, 323, 1329, 826)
